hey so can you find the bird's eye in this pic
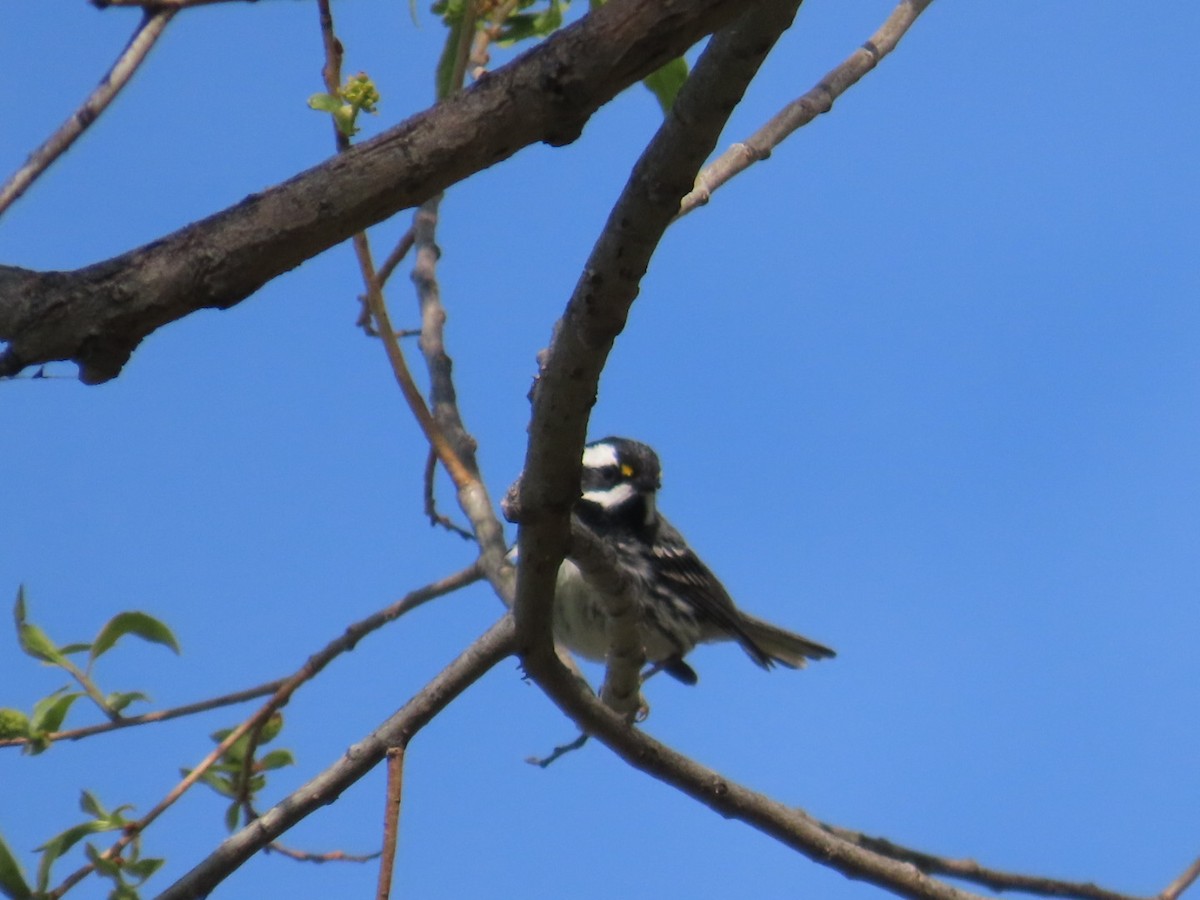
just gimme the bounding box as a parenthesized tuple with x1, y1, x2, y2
(598, 465, 620, 485)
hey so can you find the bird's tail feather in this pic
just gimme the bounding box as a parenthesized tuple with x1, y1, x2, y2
(737, 612, 836, 669)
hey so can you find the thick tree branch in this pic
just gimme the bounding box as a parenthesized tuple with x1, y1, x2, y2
(155, 614, 516, 900)
(513, 0, 806, 711)
(0, 0, 753, 384)
(524, 647, 991, 900)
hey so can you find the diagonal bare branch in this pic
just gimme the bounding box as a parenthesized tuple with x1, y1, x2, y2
(0, 9, 176, 218)
(819, 824, 1154, 900)
(679, 0, 936, 217)
(1162, 858, 1200, 900)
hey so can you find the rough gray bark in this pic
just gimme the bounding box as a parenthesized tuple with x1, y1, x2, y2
(0, 0, 751, 383)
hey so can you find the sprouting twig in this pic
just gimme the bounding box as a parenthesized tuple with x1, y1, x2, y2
(0, 679, 285, 749)
(48, 563, 482, 898)
(0, 9, 175, 218)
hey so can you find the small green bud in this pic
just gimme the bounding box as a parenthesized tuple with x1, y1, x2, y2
(0, 708, 29, 739)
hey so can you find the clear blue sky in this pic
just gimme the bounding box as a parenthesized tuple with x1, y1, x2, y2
(2, 2, 1198, 898)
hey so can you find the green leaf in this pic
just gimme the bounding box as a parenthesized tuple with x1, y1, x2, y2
(12, 587, 66, 666)
(30, 691, 81, 735)
(0, 709, 29, 741)
(106, 691, 150, 714)
(11, 586, 26, 629)
(258, 749, 295, 771)
(192, 771, 238, 799)
(497, 0, 565, 45)
(84, 843, 121, 878)
(107, 805, 134, 828)
(90, 612, 180, 663)
(0, 834, 31, 900)
(223, 802, 242, 834)
(59, 643, 92, 656)
(79, 791, 108, 820)
(124, 857, 164, 882)
(256, 713, 284, 745)
(35, 821, 113, 892)
(434, 18, 464, 102)
(307, 92, 342, 114)
(642, 56, 689, 114)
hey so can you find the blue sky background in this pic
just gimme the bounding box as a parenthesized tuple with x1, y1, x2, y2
(2, 1, 1198, 898)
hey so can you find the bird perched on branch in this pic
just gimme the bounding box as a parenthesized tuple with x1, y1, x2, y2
(547, 436, 835, 685)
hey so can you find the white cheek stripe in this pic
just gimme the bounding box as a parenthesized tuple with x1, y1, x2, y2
(582, 482, 635, 508)
(582, 443, 620, 469)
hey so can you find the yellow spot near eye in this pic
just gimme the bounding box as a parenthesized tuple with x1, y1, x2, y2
(620, 464, 635, 478)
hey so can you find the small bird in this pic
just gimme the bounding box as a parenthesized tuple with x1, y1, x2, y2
(551, 436, 835, 684)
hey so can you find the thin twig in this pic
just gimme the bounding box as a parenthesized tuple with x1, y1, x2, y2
(312, 0, 477, 495)
(1162, 857, 1200, 900)
(424, 447, 476, 540)
(0, 9, 175, 218)
(405, 194, 514, 604)
(375, 227, 418, 290)
(0, 679, 284, 749)
(264, 843, 380, 864)
(94, 0, 268, 7)
(525, 732, 588, 768)
(363, 280, 475, 491)
(410, 196, 482, 482)
(468, 0, 522, 77)
(375, 747, 405, 900)
(677, 0, 935, 218)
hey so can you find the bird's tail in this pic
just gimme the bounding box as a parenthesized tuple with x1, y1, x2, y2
(737, 612, 836, 669)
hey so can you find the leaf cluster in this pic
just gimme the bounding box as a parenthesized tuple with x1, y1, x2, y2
(185, 713, 295, 833)
(0, 792, 163, 900)
(308, 73, 381, 137)
(2, 588, 180, 753)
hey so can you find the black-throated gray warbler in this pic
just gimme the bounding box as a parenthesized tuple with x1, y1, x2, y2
(545, 436, 835, 684)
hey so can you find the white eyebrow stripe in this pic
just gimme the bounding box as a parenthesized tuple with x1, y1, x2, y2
(582, 443, 620, 470)
(582, 482, 635, 509)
